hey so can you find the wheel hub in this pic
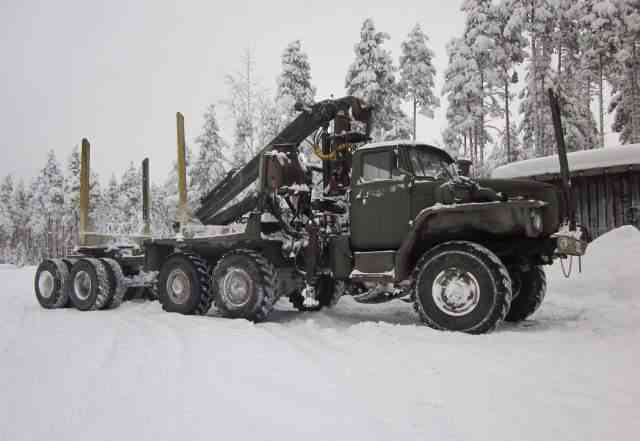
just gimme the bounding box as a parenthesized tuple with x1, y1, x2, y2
(39, 270, 55, 298)
(74, 271, 92, 301)
(221, 268, 252, 307)
(166, 269, 191, 304)
(432, 267, 480, 316)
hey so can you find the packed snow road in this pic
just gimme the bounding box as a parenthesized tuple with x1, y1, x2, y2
(1, 227, 639, 441)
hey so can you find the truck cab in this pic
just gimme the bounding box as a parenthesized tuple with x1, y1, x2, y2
(350, 142, 454, 251)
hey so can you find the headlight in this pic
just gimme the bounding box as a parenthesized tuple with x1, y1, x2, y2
(530, 209, 543, 233)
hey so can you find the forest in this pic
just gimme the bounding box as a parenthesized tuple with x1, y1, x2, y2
(1, 0, 638, 265)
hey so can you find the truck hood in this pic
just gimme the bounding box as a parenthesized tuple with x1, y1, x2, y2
(478, 178, 564, 235)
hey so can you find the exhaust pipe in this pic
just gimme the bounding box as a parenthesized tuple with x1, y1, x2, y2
(548, 89, 576, 230)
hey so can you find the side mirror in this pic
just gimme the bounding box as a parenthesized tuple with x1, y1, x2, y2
(456, 159, 472, 177)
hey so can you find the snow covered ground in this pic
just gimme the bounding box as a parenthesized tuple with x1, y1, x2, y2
(1, 227, 639, 441)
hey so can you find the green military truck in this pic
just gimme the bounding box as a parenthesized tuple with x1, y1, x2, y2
(34, 95, 587, 334)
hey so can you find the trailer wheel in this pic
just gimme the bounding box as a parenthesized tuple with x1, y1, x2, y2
(212, 249, 277, 322)
(100, 258, 127, 309)
(34, 259, 70, 309)
(66, 258, 111, 311)
(289, 275, 340, 312)
(158, 252, 212, 315)
(412, 241, 512, 334)
(505, 266, 546, 322)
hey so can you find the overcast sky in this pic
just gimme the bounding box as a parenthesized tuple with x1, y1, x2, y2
(1, 0, 465, 183)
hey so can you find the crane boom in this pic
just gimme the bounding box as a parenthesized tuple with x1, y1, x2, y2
(195, 96, 370, 225)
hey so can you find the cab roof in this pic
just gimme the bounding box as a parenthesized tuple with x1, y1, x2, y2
(357, 140, 454, 162)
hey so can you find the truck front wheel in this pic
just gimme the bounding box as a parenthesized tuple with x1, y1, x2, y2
(412, 241, 512, 334)
(212, 249, 277, 322)
(505, 266, 546, 322)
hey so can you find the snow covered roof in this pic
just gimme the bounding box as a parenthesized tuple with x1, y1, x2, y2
(492, 144, 640, 179)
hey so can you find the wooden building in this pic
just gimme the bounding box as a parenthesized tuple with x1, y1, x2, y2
(492, 144, 640, 238)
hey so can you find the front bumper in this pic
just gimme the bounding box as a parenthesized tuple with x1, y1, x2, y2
(553, 228, 588, 257)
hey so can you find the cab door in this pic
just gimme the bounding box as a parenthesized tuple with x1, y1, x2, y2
(350, 148, 411, 251)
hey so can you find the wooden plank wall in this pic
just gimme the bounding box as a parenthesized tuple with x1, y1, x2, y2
(553, 170, 640, 238)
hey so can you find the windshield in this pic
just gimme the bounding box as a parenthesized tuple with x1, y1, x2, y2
(408, 147, 453, 180)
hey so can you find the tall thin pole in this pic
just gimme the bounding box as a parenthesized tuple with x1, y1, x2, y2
(176, 112, 188, 224)
(79, 138, 90, 246)
(142, 158, 150, 236)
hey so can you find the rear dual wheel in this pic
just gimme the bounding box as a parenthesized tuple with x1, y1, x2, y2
(157, 252, 213, 315)
(34, 259, 71, 309)
(212, 249, 277, 322)
(66, 258, 111, 311)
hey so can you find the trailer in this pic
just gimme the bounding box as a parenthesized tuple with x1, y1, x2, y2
(34, 92, 588, 334)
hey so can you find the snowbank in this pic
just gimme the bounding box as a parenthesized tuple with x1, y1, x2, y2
(0, 227, 639, 441)
(491, 143, 640, 179)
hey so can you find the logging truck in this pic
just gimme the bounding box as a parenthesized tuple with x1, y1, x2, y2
(34, 93, 587, 334)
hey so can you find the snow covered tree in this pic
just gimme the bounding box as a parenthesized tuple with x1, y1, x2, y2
(516, 0, 557, 157)
(551, 0, 600, 151)
(118, 162, 142, 233)
(277, 40, 316, 108)
(225, 49, 277, 167)
(28, 150, 65, 258)
(267, 40, 319, 150)
(192, 104, 228, 205)
(579, 0, 620, 147)
(460, 0, 504, 165)
(0, 187, 14, 243)
(398, 24, 439, 140)
(492, 0, 527, 162)
(590, 0, 640, 144)
(442, 37, 481, 160)
(346, 18, 411, 140)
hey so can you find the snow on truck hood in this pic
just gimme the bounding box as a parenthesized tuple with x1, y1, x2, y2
(491, 143, 640, 179)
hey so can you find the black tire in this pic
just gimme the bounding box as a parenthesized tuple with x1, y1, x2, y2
(289, 275, 340, 312)
(66, 258, 111, 311)
(157, 252, 212, 315)
(100, 258, 127, 309)
(505, 266, 546, 322)
(34, 259, 70, 309)
(212, 249, 277, 322)
(412, 241, 512, 334)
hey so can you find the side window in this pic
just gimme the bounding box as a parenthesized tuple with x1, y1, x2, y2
(362, 151, 392, 182)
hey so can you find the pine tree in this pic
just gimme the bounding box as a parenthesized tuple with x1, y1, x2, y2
(461, 0, 504, 166)
(492, 0, 527, 162)
(593, 0, 640, 144)
(119, 162, 142, 233)
(398, 24, 439, 140)
(552, 0, 599, 151)
(516, 0, 557, 158)
(442, 37, 481, 160)
(0, 187, 14, 243)
(225, 49, 276, 167)
(192, 104, 228, 204)
(28, 150, 65, 257)
(277, 40, 316, 107)
(579, 0, 619, 147)
(346, 18, 410, 140)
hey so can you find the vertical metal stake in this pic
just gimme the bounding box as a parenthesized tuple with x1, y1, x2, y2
(79, 138, 90, 246)
(142, 158, 151, 236)
(176, 112, 188, 225)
